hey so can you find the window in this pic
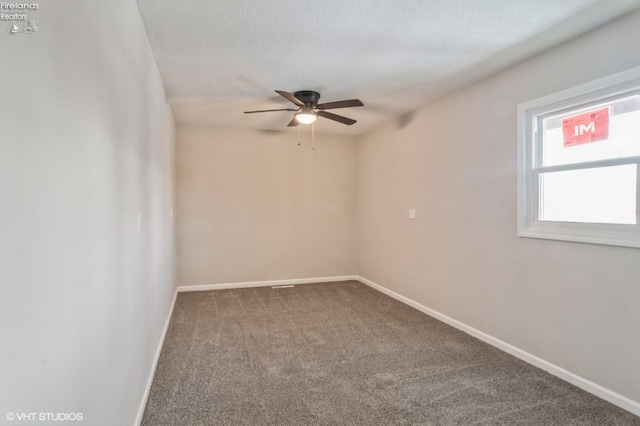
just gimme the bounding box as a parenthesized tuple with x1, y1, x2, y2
(517, 67, 640, 248)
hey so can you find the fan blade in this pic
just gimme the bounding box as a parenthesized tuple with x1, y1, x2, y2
(244, 108, 296, 114)
(275, 90, 304, 107)
(317, 99, 363, 110)
(317, 110, 356, 125)
(287, 117, 299, 127)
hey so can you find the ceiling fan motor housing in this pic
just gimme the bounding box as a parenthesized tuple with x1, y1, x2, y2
(244, 90, 362, 126)
(294, 90, 321, 106)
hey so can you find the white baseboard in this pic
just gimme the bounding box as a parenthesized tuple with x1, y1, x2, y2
(356, 275, 640, 417)
(177, 275, 358, 292)
(134, 289, 178, 426)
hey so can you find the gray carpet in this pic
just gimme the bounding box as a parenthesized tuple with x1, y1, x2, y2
(142, 281, 638, 425)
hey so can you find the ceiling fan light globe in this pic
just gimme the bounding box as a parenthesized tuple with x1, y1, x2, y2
(295, 112, 317, 125)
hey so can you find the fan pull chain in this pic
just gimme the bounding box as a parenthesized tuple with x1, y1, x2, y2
(312, 122, 315, 150)
(297, 124, 301, 146)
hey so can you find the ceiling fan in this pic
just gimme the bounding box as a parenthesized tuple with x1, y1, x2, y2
(244, 90, 364, 126)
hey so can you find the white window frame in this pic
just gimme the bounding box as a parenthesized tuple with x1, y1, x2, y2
(517, 66, 640, 248)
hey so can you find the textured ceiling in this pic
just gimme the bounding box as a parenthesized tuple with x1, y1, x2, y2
(137, 0, 639, 135)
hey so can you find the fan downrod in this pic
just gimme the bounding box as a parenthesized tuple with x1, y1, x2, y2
(293, 91, 321, 105)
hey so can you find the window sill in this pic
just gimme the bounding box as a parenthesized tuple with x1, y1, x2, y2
(518, 222, 640, 248)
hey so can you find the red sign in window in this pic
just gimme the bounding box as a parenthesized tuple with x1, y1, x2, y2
(562, 107, 610, 147)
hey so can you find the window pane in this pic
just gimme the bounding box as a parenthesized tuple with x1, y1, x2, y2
(541, 95, 640, 167)
(539, 164, 637, 224)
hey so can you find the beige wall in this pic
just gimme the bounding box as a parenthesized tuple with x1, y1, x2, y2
(356, 11, 640, 407)
(176, 126, 357, 285)
(0, 1, 175, 424)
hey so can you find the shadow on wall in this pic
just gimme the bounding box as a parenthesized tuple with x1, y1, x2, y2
(397, 111, 417, 129)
